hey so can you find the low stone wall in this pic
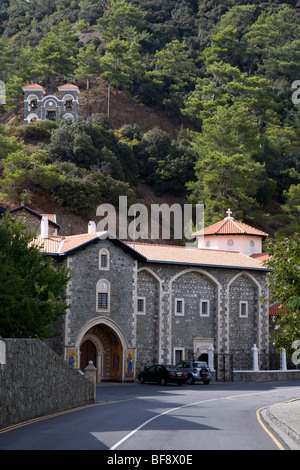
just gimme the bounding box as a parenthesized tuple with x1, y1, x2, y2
(0, 338, 95, 429)
(233, 370, 300, 383)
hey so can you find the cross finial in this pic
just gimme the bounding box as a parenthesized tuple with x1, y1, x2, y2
(225, 208, 233, 219)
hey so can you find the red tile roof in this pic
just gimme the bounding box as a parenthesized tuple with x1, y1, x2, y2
(193, 218, 268, 237)
(250, 253, 270, 262)
(57, 84, 79, 91)
(33, 232, 107, 254)
(22, 84, 45, 90)
(34, 233, 268, 270)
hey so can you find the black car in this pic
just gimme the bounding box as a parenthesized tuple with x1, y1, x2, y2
(138, 364, 187, 386)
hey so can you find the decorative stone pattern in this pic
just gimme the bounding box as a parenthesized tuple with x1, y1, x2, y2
(22, 84, 79, 123)
(0, 339, 95, 429)
(46, 237, 269, 382)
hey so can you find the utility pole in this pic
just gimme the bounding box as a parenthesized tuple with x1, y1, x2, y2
(107, 83, 110, 118)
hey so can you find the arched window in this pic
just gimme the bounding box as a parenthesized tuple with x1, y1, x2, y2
(99, 248, 109, 270)
(96, 279, 110, 312)
(27, 113, 39, 123)
(63, 94, 74, 110)
(249, 240, 255, 254)
(27, 95, 38, 110)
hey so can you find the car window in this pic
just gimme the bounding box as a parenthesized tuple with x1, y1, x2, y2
(148, 365, 156, 372)
(156, 366, 163, 373)
(176, 362, 184, 368)
(184, 363, 190, 368)
(193, 362, 207, 367)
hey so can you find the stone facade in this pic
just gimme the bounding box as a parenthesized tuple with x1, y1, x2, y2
(47, 235, 269, 383)
(22, 83, 79, 123)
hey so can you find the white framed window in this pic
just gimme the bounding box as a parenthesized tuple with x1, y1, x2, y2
(200, 299, 210, 317)
(96, 279, 110, 312)
(239, 301, 248, 317)
(99, 248, 109, 270)
(175, 298, 185, 316)
(137, 296, 146, 314)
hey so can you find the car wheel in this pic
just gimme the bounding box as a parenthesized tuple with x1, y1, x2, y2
(140, 376, 145, 384)
(160, 378, 167, 386)
(200, 368, 209, 378)
(187, 376, 194, 385)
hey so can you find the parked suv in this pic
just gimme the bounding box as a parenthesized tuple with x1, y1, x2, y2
(176, 360, 211, 385)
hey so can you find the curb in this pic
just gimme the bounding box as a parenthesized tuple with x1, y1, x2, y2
(262, 399, 300, 450)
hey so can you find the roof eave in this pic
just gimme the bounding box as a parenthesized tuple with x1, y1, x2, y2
(143, 259, 271, 272)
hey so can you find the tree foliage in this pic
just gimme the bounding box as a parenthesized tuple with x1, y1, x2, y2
(0, 0, 299, 229)
(264, 235, 300, 354)
(0, 214, 70, 339)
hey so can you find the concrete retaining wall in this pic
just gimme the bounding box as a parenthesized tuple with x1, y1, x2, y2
(0, 338, 95, 429)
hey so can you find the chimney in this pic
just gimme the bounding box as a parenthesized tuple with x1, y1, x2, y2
(88, 221, 96, 234)
(41, 216, 49, 238)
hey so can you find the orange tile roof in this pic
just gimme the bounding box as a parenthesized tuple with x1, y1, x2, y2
(22, 84, 45, 90)
(33, 232, 268, 270)
(57, 84, 79, 91)
(126, 242, 268, 270)
(58, 232, 106, 253)
(250, 253, 270, 262)
(193, 218, 268, 237)
(33, 232, 107, 254)
(30, 236, 63, 253)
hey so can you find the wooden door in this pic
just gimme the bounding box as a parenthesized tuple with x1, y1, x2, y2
(80, 340, 96, 370)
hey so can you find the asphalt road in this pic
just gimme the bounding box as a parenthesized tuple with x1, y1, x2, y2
(1, 381, 300, 452)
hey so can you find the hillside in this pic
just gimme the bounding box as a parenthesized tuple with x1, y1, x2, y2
(0, 0, 299, 238)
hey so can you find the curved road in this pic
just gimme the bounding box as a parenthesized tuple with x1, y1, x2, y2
(1, 381, 300, 451)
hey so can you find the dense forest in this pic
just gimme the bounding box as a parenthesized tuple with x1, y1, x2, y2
(0, 0, 299, 235)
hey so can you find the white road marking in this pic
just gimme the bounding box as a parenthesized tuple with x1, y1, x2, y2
(110, 386, 300, 450)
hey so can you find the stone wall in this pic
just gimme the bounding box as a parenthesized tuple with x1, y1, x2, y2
(0, 338, 95, 429)
(233, 370, 300, 383)
(135, 263, 269, 370)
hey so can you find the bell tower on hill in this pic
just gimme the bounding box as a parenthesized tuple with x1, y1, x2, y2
(22, 83, 80, 123)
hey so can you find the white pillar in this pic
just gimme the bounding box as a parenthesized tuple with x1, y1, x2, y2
(280, 348, 287, 371)
(252, 344, 259, 371)
(208, 344, 215, 371)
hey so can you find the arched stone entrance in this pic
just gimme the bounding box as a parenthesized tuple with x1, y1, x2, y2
(75, 318, 129, 383)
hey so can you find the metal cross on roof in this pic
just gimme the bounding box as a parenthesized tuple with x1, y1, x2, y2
(46, 77, 58, 94)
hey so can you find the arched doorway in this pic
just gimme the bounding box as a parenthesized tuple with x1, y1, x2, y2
(80, 339, 96, 370)
(198, 353, 208, 363)
(76, 318, 128, 382)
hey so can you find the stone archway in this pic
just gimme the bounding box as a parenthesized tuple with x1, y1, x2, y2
(76, 318, 129, 383)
